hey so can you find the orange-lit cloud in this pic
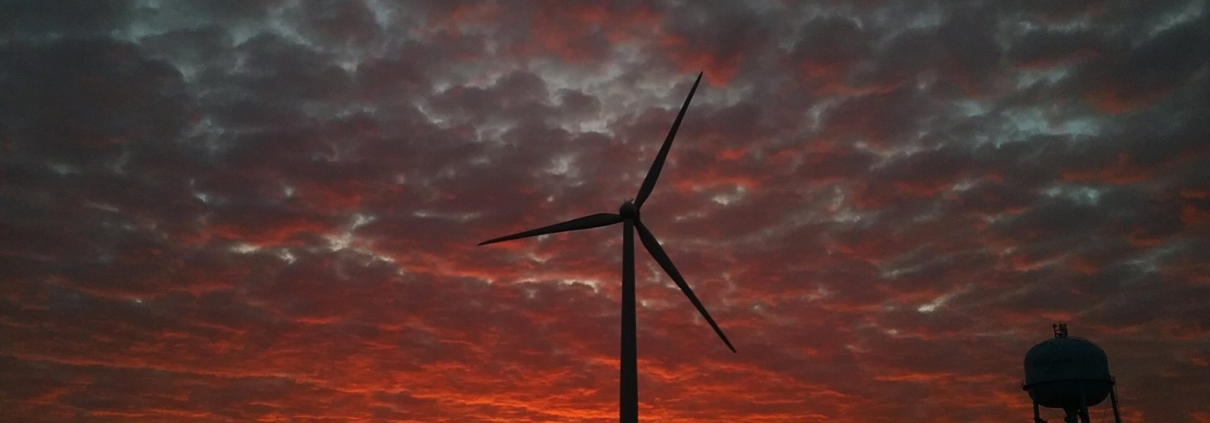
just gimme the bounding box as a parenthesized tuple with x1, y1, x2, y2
(2, 1, 1209, 422)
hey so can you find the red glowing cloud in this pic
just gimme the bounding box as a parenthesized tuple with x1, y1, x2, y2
(2, 1, 1209, 422)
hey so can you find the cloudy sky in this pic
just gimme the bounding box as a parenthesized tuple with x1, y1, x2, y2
(2, 0, 1209, 422)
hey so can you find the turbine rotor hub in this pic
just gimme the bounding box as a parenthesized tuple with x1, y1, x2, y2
(619, 201, 639, 220)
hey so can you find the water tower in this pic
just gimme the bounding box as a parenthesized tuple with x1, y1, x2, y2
(1022, 324, 1123, 423)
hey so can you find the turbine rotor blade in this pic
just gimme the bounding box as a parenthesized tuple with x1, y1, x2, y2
(634, 72, 703, 209)
(635, 220, 736, 353)
(479, 213, 622, 246)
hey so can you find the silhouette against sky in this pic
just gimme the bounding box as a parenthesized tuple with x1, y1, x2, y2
(1, 1, 1209, 422)
(479, 71, 735, 423)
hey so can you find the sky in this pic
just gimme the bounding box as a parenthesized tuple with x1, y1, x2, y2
(1, 0, 1209, 422)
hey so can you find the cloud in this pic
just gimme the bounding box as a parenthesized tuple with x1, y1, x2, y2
(2, 0, 1208, 422)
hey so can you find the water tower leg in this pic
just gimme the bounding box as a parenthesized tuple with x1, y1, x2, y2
(1032, 399, 1045, 423)
(1110, 385, 1122, 423)
(1064, 408, 1079, 423)
(1077, 383, 1089, 423)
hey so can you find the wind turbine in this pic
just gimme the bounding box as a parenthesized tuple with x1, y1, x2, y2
(478, 72, 735, 423)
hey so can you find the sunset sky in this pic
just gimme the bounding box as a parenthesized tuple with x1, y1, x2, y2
(2, 0, 1209, 422)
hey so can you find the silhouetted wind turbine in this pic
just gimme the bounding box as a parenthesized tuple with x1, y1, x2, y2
(478, 72, 734, 423)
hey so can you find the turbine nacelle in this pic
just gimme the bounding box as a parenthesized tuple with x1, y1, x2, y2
(619, 200, 639, 220)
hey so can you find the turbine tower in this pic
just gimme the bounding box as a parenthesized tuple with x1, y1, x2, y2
(478, 72, 735, 423)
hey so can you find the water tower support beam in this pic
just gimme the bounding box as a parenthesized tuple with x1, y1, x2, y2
(1064, 408, 1079, 423)
(1078, 383, 1089, 423)
(1109, 385, 1122, 423)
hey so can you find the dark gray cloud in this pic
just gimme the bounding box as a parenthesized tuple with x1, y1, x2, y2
(2, 0, 1208, 422)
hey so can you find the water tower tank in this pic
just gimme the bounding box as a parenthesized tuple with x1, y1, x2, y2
(1022, 324, 1121, 423)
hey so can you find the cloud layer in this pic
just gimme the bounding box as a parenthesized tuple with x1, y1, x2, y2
(2, 0, 1208, 422)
